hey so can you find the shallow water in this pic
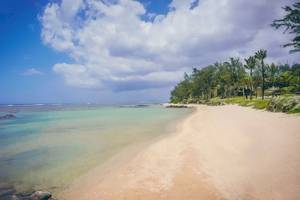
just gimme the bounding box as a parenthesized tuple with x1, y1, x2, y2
(0, 105, 190, 192)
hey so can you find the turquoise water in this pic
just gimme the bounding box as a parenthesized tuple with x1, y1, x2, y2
(0, 105, 190, 192)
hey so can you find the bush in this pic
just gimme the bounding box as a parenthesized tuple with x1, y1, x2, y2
(281, 86, 297, 94)
(206, 98, 225, 106)
(206, 96, 300, 114)
(288, 104, 300, 114)
(267, 96, 300, 113)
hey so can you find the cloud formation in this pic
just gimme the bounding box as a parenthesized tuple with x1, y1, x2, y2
(41, 0, 300, 91)
(22, 68, 44, 76)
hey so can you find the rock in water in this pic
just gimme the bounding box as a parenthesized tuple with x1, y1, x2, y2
(163, 103, 190, 108)
(11, 195, 19, 200)
(0, 188, 16, 197)
(30, 191, 52, 200)
(0, 114, 16, 120)
(0, 183, 16, 199)
(0, 183, 55, 200)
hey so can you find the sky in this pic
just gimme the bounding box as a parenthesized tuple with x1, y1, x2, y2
(0, 0, 299, 104)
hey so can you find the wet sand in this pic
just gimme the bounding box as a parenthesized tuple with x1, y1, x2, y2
(59, 105, 300, 200)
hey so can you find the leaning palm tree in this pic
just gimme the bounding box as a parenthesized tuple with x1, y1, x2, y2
(244, 56, 256, 99)
(255, 50, 267, 100)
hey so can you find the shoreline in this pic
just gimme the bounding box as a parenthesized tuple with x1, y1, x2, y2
(54, 106, 194, 197)
(59, 105, 300, 200)
(0, 105, 192, 197)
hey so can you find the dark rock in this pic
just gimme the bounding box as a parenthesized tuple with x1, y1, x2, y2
(16, 192, 32, 200)
(133, 104, 148, 108)
(0, 182, 56, 200)
(11, 195, 19, 200)
(0, 183, 15, 200)
(0, 114, 16, 120)
(0, 194, 17, 200)
(0, 188, 16, 197)
(30, 191, 52, 200)
(164, 103, 190, 108)
(119, 104, 149, 108)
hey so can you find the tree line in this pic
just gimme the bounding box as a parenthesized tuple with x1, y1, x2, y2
(170, 1, 300, 104)
(170, 50, 300, 103)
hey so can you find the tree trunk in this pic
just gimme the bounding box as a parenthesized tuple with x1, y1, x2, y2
(255, 87, 258, 99)
(261, 60, 265, 100)
(250, 69, 253, 100)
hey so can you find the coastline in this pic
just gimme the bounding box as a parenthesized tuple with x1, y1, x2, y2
(59, 105, 300, 200)
(0, 105, 192, 199)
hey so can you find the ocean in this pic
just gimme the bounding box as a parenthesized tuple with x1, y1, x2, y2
(0, 104, 191, 193)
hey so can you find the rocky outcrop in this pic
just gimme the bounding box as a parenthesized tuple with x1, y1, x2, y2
(133, 104, 149, 108)
(0, 114, 16, 120)
(163, 103, 191, 108)
(0, 183, 16, 199)
(0, 183, 56, 200)
(119, 104, 149, 108)
(30, 191, 52, 200)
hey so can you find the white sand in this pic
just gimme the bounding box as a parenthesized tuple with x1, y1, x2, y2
(59, 105, 300, 200)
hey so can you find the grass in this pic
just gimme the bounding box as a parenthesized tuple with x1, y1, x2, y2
(288, 106, 300, 114)
(206, 95, 300, 114)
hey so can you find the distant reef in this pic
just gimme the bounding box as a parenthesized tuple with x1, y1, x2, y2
(0, 114, 16, 120)
(163, 103, 191, 108)
(119, 104, 150, 108)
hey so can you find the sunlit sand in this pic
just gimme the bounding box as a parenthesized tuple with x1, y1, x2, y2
(60, 105, 300, 200)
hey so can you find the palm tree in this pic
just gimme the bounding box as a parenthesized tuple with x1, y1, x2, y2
(272, 2, 300, 53)
(268, 63, 279, 88)
(244, 56, 256, 99)
(255, 50, 267, 100)
(224, 57, 245, 96)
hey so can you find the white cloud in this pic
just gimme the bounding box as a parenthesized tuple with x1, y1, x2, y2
(22, 68, 44, 76)
(41, 0, 300, 91)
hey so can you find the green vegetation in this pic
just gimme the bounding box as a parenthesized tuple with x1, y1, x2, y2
(206, 97, 269, 110)
(272, 1, 300, 53)
(170, 2, 300, 114)
(255, 50, 267, 99)
(205, 96, 300, 114)
(170, 50, 300, 114)
(268, 95, 300, 113)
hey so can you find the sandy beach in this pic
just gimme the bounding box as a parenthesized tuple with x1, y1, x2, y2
(59, 105, 300, 200)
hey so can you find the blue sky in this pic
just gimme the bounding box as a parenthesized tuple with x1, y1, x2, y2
(0, 0, 299, 104)
(0, 0, 173, 104)
(0, 0, 69, 103)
